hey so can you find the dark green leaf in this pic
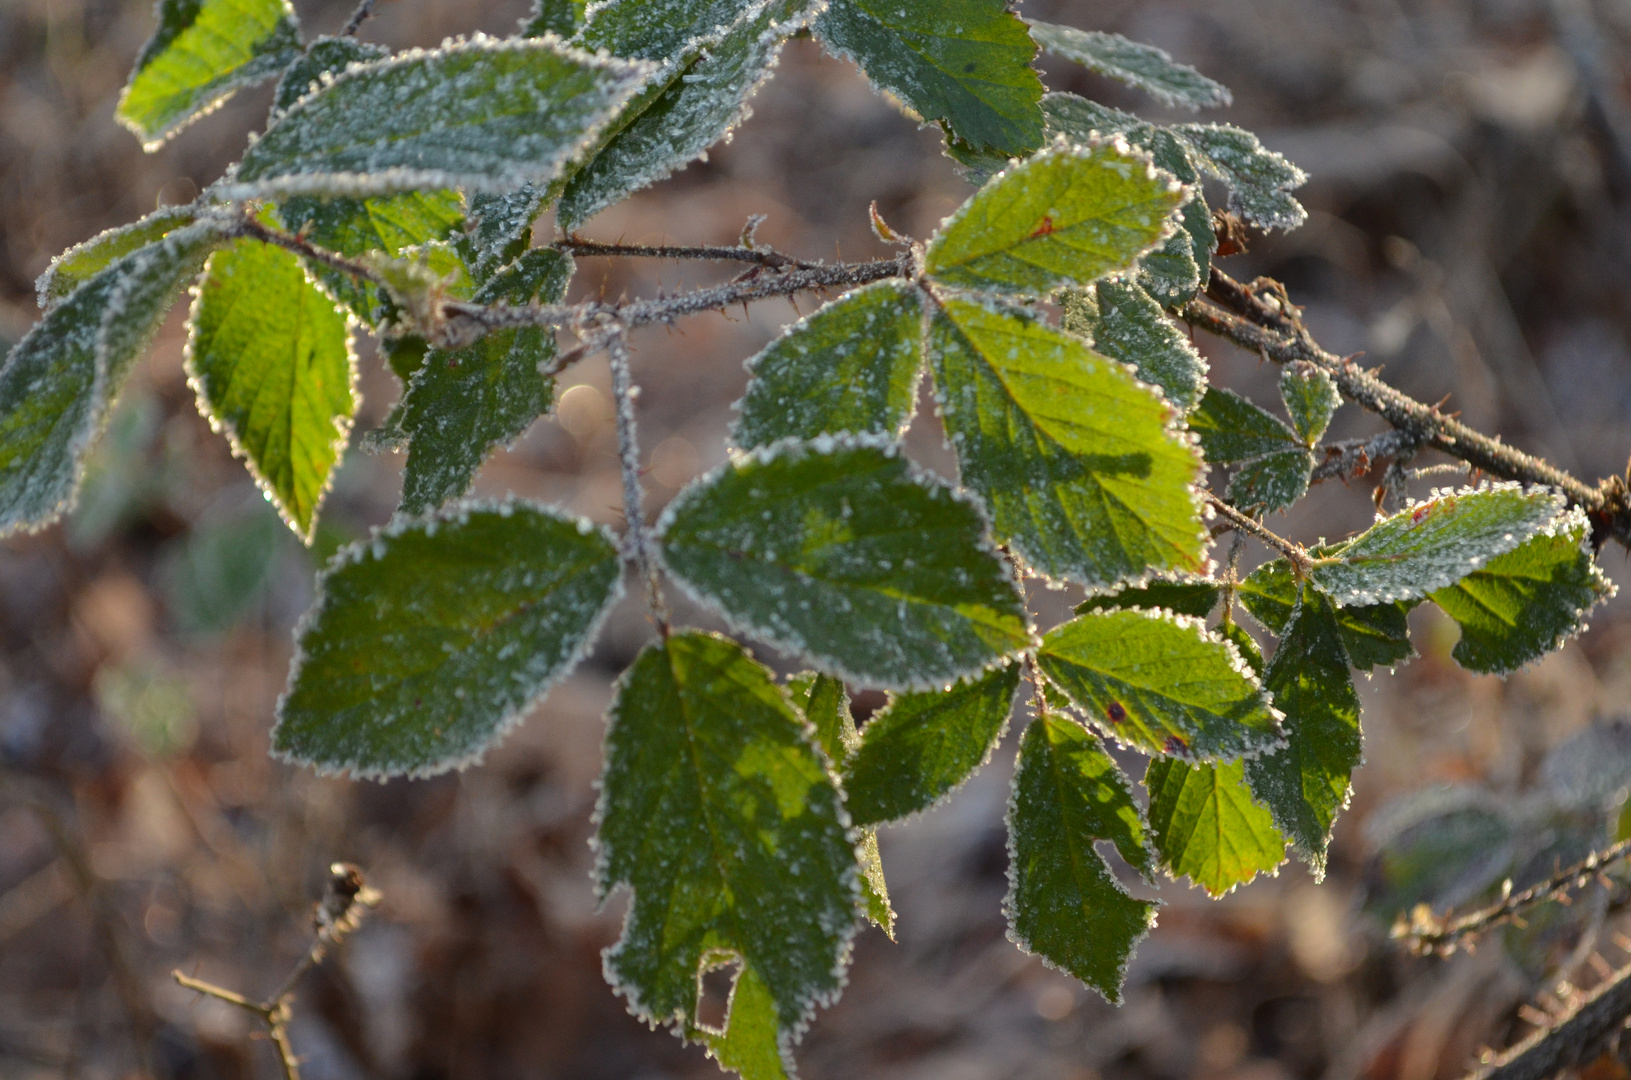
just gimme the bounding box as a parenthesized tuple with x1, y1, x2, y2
(1145, 757, 1286, 896)
(1028, 21, 1230, 110)
(524, 0, 586, 37)
(118, 0, 302, 148)
(694, 964, 794, 1080)
(732, 281, 921, 450)
(1238, 558, 1416, 671)
(272, 501, 623, 777)
(928, 298, 1207, 588)
(815, 0, 1043, 154)
(597, 631, 858, 1037)
(1080, 278, 1207, 413)
(1244, 588, 1362, 875)
(1135, 226, 1201, 309)
(574, 0, 755, 58)
(1430, 509, 1611, 675)
(460, 186, 547, 284)
(1280, 363, 1339, 446)
(924, 143, 1185, 298)
(271, 36, 387, 114)
(1005, 713, 1158, 1002)
(659, 435, 1033, 689)
(36, 205, 199, 308)
(398, 249, 573, 515)
(1227, 447, 1314, 514)
(1038, 608, 1281, 760)
(1075, 578, 1220, 619)
(1188, 387, 1300, 464)
(843, 663, 1020, 826)
(225, 38, 649, 200)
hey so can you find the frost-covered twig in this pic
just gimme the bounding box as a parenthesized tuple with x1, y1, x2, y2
(553, 236, 816, 269)
(1183, 270, 1631, 550)
(340, 0, 377, 37)
(1310, 430, 1418, 485)
(1461, 956, 1631, 1080)
(231, 214, 386, 292)
(1395, 837, 1631, 956)
(1206, 493, 1314, 576)
(604, 326, 669, 632)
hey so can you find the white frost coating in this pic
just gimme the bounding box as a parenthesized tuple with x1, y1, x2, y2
(270, 496, 626, 780)
(35, 203, 200, 310)
(216, 36, 654, 201)
(1028, 21, 1231, 111)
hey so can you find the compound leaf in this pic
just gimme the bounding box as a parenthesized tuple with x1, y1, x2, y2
(1429, 508, 1612, 675)
(1079, 278, 1207, 413)
(659, 435, 1032, 689)
(597, 631, 857, 1037)
(1172, 123, 1307, 230)
(187, 238, 357, 541)
(843, 662, 1020, 826)
(732, 281, 921, 450)
(1280, 363, 1339, 446)
(272, 501, 622, 777)
(1308, 484, 1565, 607)
(1145, 757, 1286, 896)
(398, 249, 573, 515)
(924, 143, 1184, 298)
(224, 38, 649, 200)
(36, 205, 199, 309)
(815, 0, 1043, 154)
(119, 0, 302, 149)
(1005, 712, 1158, 1002)
(1075, 577, 1220, 619)
(1238, 558, 1415, 671)
(1028, 21, 1230, 110)
(1038, 608, 1282, 761)
(1245, 588, 1362, 875)
(928, 298, 1206, 588)
(1, 221, 223, 537)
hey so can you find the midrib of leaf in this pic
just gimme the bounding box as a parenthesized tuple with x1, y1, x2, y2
(1052, 652, 1252, 716)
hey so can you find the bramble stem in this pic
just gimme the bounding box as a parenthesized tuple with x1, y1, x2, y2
(553, 237, 815, 269)
(1462, 955, 1631, 1080)
(231, 214, 385, 290)
(340, 0, 377, 36)
(1205, 494, 1314, 576)
(604, 327, 670, 633)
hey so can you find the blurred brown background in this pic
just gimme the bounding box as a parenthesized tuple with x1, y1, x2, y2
(4, 0, 1631, 1078)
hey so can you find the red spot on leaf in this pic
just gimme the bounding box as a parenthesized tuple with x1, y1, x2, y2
(1163, 735, 1188, 756)
(1028, 216, 1055, 240)
(1106, 701, 1126, 724)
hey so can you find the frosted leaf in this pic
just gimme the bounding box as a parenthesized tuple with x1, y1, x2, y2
(1037, 608, 1282, 761)
(1071, 278, 1207, 414)
(928, 298, 1207, 588)
(1028, 21, 1231, 111)
(692, 964, 796, 1080)
(460, 185, 546, 284)
(1244, 587, 1362, 876)
(597, 632, 857, 1048)
(575, 0, 759, 59)
(1188, 387, 1310, 513)
(187, 238, 357, 542)
(223, 37, 651, 200)
(1539, 718, 1631, 813)
(1075, 576, 1221, 619)
(119, 0, 302, 149)
(732, 281, 921, 450)
(843, 662, 1019, 827)
(1172, 123, 1307, 230)
(271, 36, 388, 115)
(558, 0, 813, 228)
(0, 220, 224, 537)
(1361, 787, 1515, 924)
(36, 205, 198, 309)
(1280, 363, 1340, 446)
(1429, 508, 1612, 675)
(1239, 558, 1415, 672)
(1309, 484, 1566, 606)
(523, 0, 585, 37)
(1005, 712, 1157, 1003)
(658, 434, 1034, 690)
(1135, 225, 1201, 309)
(815, 0, 1043, 154)
(1228, 448, 1314, 514)
(924, 142, 1186, 299)
(786, 671, 894, 936)
(398, 249, 573, 515)
(272, 501, 623, 778)
(1145, 757, 1286, 897)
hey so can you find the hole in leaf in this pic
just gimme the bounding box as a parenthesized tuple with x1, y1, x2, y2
(696, 956, 741, 1031)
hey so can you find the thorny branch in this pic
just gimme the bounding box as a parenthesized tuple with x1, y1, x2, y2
(1461, 957, 1631, 1080)
(552, 236, 817, 269)
(174, 863, 380, 1080)
(603, 325, 670, 633)
(1183, 269, 1631, 550)
(1206, 493, 1315, 576)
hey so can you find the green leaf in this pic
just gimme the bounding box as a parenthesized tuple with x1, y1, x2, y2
(842, 663, 1020, 826)
(187, 239, 356, 541)
(815, 0, 1043, 154)
(1429, 508, 1612, 675)
(524, 0, 587, 37)
(923, 144, 1185, 298)
(1244, 588, 1362, 875)
(694, 964, 794, 1080)
(597, 631, 858, 1037)
(1188, 387, 1300, 463)
(1028, 21, 1230, 110)
(1078, 278, 1207, 413)
(1005, 713, 1158, 1002)
(1362, 787, 1514, 924)
(558, 0, 812, 228)
(1219, 619, 1265, 678)
(927, 297, 1206, 588)
(1135, 226, 1201, 309)
(1228, 448, 1314, 514)
(118, 0, 302, 149)
(574, 0, 756, 58)
(272, 500, 623, 777)
(785, 671, 895, 937)
(1038, 609, 1282, 761)
(224, 38, 650, 200)
(1308, 484, 1566, 607)
(1280, 363, 1339, 446)
(460, 185, 547, 284)
(1238, 558, 1415, 671)
(398, 249, 573, 515)
(1145, 757, 1286, 896)
(271, 36, 387, 114)
(0, 220, 223, 537)
(658, 435, 1033, 689)
(36, 205, 198, 309)
(1075, 577, 1220, 619)
(732, 281, 922, 450)
(1172, 123, 1307, 230)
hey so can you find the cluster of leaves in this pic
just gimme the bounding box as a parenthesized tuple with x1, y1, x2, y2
(0, 1, 1617, 1077)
